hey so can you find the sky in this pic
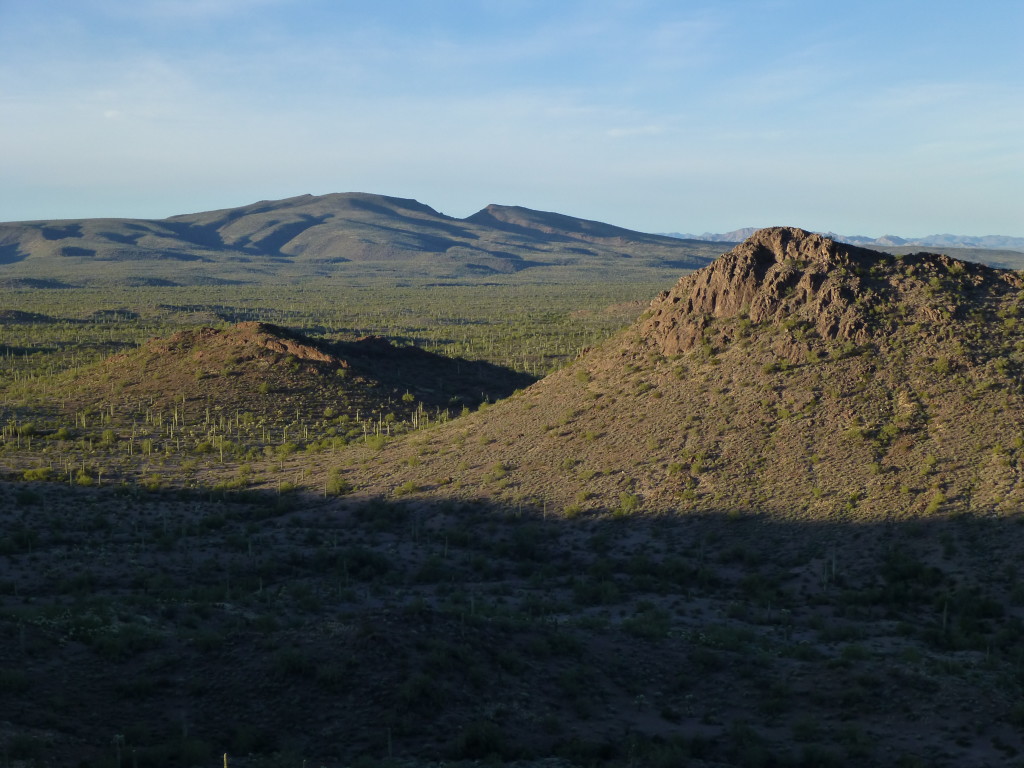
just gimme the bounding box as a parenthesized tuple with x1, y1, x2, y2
(1, 0, 1021, 237)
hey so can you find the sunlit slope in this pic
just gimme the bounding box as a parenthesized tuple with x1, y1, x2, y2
(344, 227, 1024, 519)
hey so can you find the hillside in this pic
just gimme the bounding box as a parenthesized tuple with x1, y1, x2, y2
(63, 321, 532, 416)
(3, 322, 533, 488)
(0, 193, 721, 286)
(344, 227, 1024, 519)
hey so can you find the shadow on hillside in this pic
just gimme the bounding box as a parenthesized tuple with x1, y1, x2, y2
(0, 243, 29, 264)
(348, 196, 482, 241)
(4, 479, 1024, 767)
(332, 335, 538, 407)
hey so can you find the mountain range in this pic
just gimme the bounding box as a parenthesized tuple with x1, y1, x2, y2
(5, 193, 1023, 288)
(0, 193, 722, 287)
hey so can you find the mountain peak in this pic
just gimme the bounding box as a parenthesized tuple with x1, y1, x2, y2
(464, 203, 675, 245)
(741, 225, 847, 262)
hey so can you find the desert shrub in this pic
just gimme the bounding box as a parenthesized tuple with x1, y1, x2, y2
(623, 604, 671, 639)
(398, 672, 446, 712)
(274, 648, 314, 678)
(485, 461, 510, 482)
(340, 546, 392, 581)
(14, 489, 42, 506)
(450, 720, 506, 760)
(326, 469, 353, 496)
(141, 474, 163, 492)
(563, 503, 584, 519)
(924, 490, 946, 514)
(90, 624, 162, 660)
(394, 480, 421, 496)
(315, 662, 349, 691)
(573, 578, 620, 606)
(615, 492, 642, 516)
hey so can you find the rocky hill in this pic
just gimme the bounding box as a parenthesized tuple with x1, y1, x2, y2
(343, 227, 1024, 519)
(35, 322, 534, 479)
(0, 193, 721, 286)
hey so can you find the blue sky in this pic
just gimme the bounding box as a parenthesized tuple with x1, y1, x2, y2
(1, 0, 1021, 236)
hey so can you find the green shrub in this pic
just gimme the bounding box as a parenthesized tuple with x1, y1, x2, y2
(141, 474, 163, 492)
(326, 469, 353, 496)
(394, 480, 421, 496)
(924, 490, 946, 514)
(615, 492, 642, 516)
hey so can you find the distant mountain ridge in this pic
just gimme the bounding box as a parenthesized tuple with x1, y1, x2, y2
(0, 193, 723, 286)
(665, 228, 1024, 251)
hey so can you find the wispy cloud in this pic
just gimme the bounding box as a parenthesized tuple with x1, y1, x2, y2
(606, 125, 667, 139)
(95, 0, 294, 22)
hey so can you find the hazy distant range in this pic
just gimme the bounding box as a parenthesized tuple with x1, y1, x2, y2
(666, 227, 1024, 252)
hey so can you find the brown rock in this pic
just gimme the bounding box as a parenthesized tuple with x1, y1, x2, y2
(644, 227, 898, 354)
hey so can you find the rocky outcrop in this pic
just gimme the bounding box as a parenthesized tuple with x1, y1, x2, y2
(641, 227, 881, 355)
(154, 322, 343, 366)
(236, 322, 341, 365)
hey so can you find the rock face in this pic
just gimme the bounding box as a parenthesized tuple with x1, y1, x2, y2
(641, 227, 872, 354)
(641, 226, 1021, 357)
(232, 322, 342, 365)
